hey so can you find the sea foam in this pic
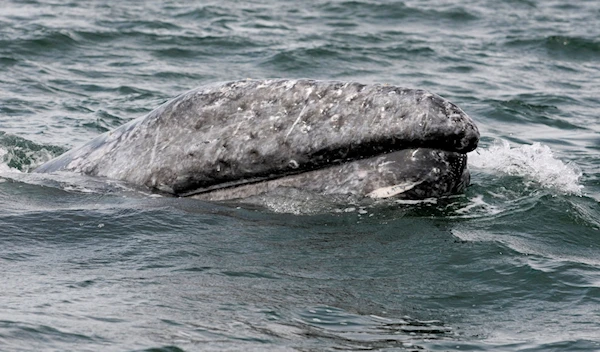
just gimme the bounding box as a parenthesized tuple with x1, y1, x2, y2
(468, 140, 583, 196)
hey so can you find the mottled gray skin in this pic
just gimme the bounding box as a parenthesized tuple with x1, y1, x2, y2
(35, 79, 479, 200)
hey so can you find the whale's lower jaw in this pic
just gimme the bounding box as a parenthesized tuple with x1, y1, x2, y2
(189, 148, 469, 202)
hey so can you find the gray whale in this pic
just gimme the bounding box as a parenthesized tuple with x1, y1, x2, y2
(34, 79, 479, 200)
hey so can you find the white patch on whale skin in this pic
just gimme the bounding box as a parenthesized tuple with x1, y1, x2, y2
(149, 126, 160, 166)
(285, 105, 307, 141)
(367, 180, 424, 199)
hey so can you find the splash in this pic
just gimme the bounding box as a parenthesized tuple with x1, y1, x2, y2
(0, 147, 22, 173)
(0, 132, 66, 172)
(468, 140, 583, 195)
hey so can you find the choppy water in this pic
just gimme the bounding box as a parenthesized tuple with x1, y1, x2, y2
(1, 0, 599, 351)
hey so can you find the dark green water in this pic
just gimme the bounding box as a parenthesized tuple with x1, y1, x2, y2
(1, 0, 599, 351)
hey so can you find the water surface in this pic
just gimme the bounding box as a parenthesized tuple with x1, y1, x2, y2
(1, 0, 599, 351)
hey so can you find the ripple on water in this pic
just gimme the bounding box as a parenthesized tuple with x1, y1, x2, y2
(291, 305, 453, 349)
(505, 35, 600, 61)
(1, 0, 600, 351)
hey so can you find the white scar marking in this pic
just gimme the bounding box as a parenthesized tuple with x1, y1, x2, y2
(367, 180, 424, 198)
(233, 121, 244, 135)
(150, 127, 160, 166)
(285, 105, 307, 141)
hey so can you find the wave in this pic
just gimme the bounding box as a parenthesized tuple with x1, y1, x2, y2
(468, 139, 583, 196)
(0, 132, 65, 172)
(316, 1, 478, 23)
(505, 35, 600, 61)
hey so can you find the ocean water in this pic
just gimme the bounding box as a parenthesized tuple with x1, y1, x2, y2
(1, 0, 599, 351)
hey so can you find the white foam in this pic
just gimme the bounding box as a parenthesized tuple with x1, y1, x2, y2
(0, 145, 58, 174)
(453, 194, 502, 217)
(0, 147, 22, 174)
(468, 140, 583, 196)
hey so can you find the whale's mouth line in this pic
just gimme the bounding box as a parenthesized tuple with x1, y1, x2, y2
(174, 160, 355, 198)
(170, 137, 475, 198)
(174, 147, 468, 199)
(175, 173, 292, 198)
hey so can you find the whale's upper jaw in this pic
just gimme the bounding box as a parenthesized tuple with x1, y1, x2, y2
(34, 79, 478, 199)
(422, 93, 479, 153)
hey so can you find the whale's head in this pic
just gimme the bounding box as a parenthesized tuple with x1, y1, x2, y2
(35, 79, 479, 201)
